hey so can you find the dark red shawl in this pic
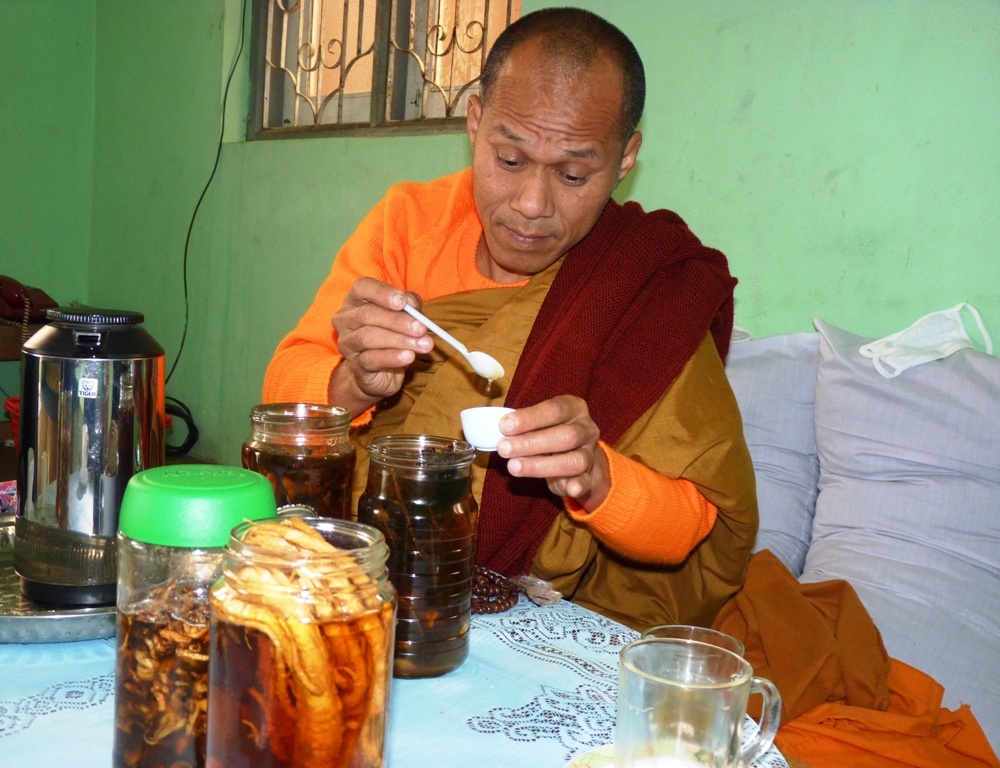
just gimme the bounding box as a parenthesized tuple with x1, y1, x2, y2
(475, 198, 737, 577)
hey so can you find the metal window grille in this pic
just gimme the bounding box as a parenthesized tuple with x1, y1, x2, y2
(248, 0, 520, 139)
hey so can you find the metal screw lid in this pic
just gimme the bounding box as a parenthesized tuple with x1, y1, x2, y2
(44, 307, 145, 325)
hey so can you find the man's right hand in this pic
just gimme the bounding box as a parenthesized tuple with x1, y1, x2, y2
(328, 277, 433, 416)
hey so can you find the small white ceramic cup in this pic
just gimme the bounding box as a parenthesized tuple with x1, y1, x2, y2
(460, 406, 514, 452)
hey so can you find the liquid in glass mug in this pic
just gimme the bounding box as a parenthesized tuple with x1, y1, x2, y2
(615, 638, 781, 768)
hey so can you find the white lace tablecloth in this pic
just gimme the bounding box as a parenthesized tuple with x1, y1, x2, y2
(0, 595, 787, 767)
(388, 596, 787, 767)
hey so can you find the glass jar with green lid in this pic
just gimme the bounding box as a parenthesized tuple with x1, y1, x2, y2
(113, 465, 278, 768)
(242, 403, 356, 519)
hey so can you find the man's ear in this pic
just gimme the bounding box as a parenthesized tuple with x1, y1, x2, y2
(617, 131, 642, 184)
(467, 95, 483, 147)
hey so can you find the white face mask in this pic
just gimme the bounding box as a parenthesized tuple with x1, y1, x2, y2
(859, 303, 994, 378)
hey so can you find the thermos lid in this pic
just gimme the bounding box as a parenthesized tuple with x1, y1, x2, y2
(24, 305, 164, 359)
(45, 307, 145, 325)
(119, 465, 278, 548)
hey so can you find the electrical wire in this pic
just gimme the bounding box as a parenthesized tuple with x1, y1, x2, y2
(163, 0, 249, 457)
(165, 396, 201, 458)
(165, 0, 249, 385)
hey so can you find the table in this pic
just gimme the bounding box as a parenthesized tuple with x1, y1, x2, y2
(0, 596, 788, 767)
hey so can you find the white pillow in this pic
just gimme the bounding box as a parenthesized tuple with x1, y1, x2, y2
(802, 319, 1000, 749)
(726, 333, 820, 576)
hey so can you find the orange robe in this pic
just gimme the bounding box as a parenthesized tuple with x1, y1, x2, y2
(713, 551, 1000, 768)
(264, 169, 757, 627)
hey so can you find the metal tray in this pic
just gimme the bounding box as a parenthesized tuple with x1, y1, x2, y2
(0, 515, 116, 643)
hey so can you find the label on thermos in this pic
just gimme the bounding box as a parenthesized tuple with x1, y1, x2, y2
(79, 377, 99, 398)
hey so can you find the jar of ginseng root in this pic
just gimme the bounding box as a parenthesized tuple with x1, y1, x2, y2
(113, 465, 279, 768)
(205, 515, 396, 768)
(242, 403, 356, 520)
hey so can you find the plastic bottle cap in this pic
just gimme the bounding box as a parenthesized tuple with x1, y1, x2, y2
(118, 465, 278, 548)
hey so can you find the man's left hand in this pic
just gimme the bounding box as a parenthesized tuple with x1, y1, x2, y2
(497, 396, 611, 513)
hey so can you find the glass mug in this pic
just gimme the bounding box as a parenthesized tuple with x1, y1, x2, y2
(640, 624, 745, 658)
(615, 638, 781, 768)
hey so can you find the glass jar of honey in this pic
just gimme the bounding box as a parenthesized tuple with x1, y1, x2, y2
(206, 516, 396, 768)
(242, 403, 356, 519)
(357, 435, 478, 678)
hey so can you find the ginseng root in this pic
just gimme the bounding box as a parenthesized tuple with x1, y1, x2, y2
(211, 517, 391, 768)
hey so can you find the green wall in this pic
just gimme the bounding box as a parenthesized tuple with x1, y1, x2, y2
(589, 0, 1000, 340)
(0, 0, 94, 398)
(87, 1, 471, 462)
(35, 0, 1000, 464)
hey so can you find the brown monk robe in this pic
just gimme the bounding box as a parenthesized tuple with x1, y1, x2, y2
(350, 257, 757, 631)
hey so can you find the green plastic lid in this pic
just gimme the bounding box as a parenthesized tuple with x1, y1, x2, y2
(118, 465, 278, 548)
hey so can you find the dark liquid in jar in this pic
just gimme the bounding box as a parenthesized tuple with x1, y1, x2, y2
(242, 446, 355, 519)
(358, 473, 477, 678)
(206, 614, 391, 768)
(113, 584, 210, 768)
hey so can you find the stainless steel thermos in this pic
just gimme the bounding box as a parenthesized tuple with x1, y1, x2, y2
(14, 307, 165, 606)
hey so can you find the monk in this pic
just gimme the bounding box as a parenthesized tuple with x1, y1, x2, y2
(263, 8, 757, 631)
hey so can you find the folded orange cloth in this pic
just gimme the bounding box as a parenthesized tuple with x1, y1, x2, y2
(712, 550, 999, 768)
(713, 550, 890, 722)
(777, 660, 999, 768)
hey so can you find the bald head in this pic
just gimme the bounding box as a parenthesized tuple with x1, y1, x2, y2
(480, 7, 646, 143)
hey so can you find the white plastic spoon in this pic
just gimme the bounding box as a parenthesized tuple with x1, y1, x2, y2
(402, 303, 505, 381)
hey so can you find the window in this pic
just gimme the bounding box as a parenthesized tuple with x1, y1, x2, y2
(249, 0, 521, 138)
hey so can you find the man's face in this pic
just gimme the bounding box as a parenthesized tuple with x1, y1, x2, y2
(467, 41, 642, 283)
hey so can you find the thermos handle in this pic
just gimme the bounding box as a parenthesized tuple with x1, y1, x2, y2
(74, 330, 102, 347)
(740, 676, 782, 765)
